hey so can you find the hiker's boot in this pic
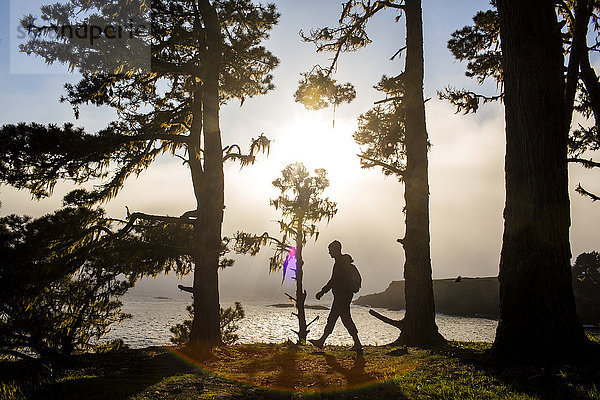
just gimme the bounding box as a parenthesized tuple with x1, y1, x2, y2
(349, 343, 363, 352)
(309, 338, 325, 349)
(350, 334, 363, 352)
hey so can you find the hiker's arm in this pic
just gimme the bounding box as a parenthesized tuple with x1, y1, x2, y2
(317, 266, 335, 299)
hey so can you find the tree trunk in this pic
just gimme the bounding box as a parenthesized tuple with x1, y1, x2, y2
(397, 0, 445, 346)
(294, 219, 308, 343)
(494, 0, 586, 362)
(190, 239, 222, 346)
(189, 0, 224, 347)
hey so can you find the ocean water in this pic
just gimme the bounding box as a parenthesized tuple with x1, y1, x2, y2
(105, 294, 498, 348)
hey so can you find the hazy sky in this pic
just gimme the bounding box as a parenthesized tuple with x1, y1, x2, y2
(0, 0, 598, 302)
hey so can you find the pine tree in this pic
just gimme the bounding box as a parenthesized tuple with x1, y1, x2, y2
(296, 0, 445, 346)
(0, 196, 186, 360)
(0, 0, 280, 347)
(494, 0, 588, 361)
(441, 0, 600, 202)
(443, 0, 594, 361)
(235, 163, 337, 343)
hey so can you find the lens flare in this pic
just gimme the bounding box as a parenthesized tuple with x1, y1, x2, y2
(282, 247, 297, 284)
(163, 345, 417, 395)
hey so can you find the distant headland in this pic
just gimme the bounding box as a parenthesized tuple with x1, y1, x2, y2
(354, 277, 600, 325)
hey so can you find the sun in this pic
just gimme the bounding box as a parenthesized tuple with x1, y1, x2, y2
(267, 110, 361, 177)
(223, 109, 367, 214)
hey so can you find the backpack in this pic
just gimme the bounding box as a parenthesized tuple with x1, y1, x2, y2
(349, 263, 362, 293)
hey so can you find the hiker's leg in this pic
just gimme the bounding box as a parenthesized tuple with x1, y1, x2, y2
(321, 302, 341, 340)
(339, 296, 361, 348)
(310, 300, 341, 349)
(340, 304, 358, 336)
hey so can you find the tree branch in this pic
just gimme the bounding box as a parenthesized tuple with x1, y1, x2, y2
(285, 292, 297, 303)
(358, 154, 405, 176)
(234, 231, 289, 256)
(119, 132, 190, 145)
(179, 210, 199, 219)
(556, 0, 576, 25)
(569, 157, 600, 168)
(438, 87, 504, 114)
(223, 144, 242, 155)
(178, 285, 194, 294)
(308, 1, 388, 75)
(390, 46, 407, 60)
(575, 184, 600, 201)
(223, 135, 271, 166)
(374, 96, 403, 105)
(369, 309, 404, 329)
(564, 0, 591, 129)
(129, 212, 196, 225)
(376, 1, 405, 10)
(222, 153, 251, 163)
(580, 52, 600, 129)
(174, 154, 189, 164)
(103, 212, 196, 242)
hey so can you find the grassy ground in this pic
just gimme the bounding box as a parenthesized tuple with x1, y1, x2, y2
(2, 338, 600, 400)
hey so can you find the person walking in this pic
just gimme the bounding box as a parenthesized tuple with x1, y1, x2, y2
(309, 240, 362, 351)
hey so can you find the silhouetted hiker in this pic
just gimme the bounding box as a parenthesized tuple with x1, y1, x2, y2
(309, 240, 362, 351)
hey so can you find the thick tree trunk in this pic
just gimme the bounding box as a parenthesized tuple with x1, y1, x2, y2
(494, 0, 586, 362)
(190, 238, 222, 346)
(189, 0, 225, 347)
(294, 219, 308, 343)
(397, 0, 445, 346)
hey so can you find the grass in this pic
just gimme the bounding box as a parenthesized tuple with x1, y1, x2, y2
(2, 339, 600, 399)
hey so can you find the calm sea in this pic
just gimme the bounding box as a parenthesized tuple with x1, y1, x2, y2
(104, 293, 498, 348)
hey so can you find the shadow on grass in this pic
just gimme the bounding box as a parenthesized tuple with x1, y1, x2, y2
(0, 347, 196, 400)
(241, 344, 304, 390)
(12, 342, 600, 399)
(184, 344, 412, 399)
(322, 353, 370, 387)
(432, 341, 600, 400)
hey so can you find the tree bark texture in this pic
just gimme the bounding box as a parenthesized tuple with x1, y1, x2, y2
(494, 0, 586, 361)
(189, 0, 225, 347)
(398, 0, 445, 346)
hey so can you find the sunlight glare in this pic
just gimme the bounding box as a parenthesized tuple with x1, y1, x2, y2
(269, 111, 361, 179)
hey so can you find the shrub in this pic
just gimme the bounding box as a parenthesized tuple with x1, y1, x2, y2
(0, 207, 134, 360)
(170, 301, 245, 346)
